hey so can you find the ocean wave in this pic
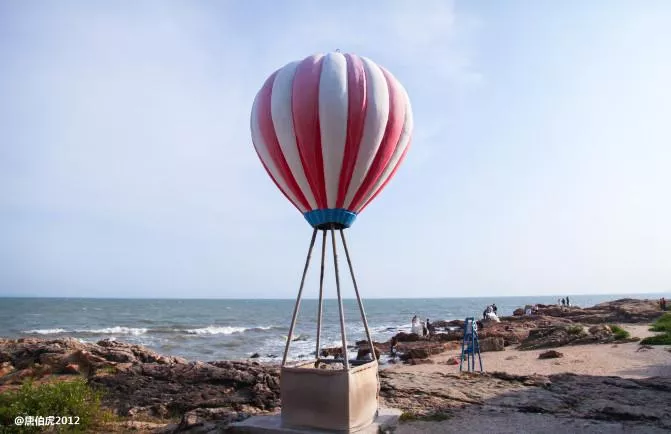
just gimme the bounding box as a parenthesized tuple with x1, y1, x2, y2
(23, 328, 67, 334)
(185, 326, 247, 335)
(75, 327, 148, 336)
(21, 325, 281, 337)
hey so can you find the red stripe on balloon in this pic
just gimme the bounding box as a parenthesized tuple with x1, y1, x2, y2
(257, 71, 311, 211)
(357, 138, 411, 213)
(292, 55, 327, 209)
(336, 54, 367, 209)
(255, 153, 303, 213)
(348, 67, 406, 211)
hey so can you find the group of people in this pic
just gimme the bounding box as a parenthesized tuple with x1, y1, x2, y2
(558, 297, 571, 307)
(660, 297, 667, 311)
(482, 303, 500, 321)
(411, 315, 433, 336)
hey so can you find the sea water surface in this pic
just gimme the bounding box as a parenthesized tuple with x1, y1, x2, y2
(1, 294, 667, 362)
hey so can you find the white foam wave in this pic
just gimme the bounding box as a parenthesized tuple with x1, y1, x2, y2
(23, 328, 66, 334)
(76, 327, 148, 335)
(185, 326, 247, 335)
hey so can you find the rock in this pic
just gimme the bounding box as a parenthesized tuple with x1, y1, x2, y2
(444, 357, 459, 365)
(319, 347, 343, 358)
(379, 370, 671, 431)
(397, 341, 458, 361)
(519, 326, 569, 350)
(356, 346, 381, 361)
(588, 324, 613, 340)
(539, 350, 564, 359)
(429, 332, 462, 342)
(393, 332, 423, 342)
(479, 337, 505, 352)
(250, 353, 260, 359)
(513, 308, 525, 316)
(177, 407, 243, 432)
(0, 361, 14, 377)
(61, 363, 81, 375)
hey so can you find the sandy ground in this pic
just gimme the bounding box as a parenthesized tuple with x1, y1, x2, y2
(387, 324, 671, 379)
(389, 324, 671, 433)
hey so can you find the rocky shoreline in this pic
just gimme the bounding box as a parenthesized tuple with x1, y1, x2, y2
(1, 298, 669, 432)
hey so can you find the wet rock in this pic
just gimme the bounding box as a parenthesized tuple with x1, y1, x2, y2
(393, 332, 423, 342)
(250, 353, 260, 359)
(319, 347, 343, 358)
(356, 346, 381, 361)
(539, 350, 564, 359)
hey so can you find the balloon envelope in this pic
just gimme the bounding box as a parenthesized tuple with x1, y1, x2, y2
(250, 52, 413, 229)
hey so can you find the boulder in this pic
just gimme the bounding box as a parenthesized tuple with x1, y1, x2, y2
(319, 347, 343, 358)
(393, 332, 423, 342)
(539, 350, 564, 359)
(356, 346, 381, 361)
(479, 337, 505, 352)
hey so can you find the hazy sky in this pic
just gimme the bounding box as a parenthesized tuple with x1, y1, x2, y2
(2, 1, 670, 299)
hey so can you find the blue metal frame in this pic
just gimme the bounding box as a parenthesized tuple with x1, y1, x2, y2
(459, 317, 483, 372)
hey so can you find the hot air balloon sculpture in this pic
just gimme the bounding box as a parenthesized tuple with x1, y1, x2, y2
(250, 51, 413, 432)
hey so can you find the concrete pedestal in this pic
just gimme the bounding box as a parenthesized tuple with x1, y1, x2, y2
(228, 408, 402, 434)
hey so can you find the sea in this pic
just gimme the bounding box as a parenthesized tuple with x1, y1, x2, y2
(1, 294, 667, 363)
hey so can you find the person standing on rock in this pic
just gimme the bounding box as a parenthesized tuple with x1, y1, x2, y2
(561, 298, 566, 307)
(566, 296, 570, 307)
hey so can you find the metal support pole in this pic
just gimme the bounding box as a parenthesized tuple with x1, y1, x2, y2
(340, 229, 376, 362)
(314, 230, 328, 364)
(282, 228, 318, 367)
(331, 225, 349, 370)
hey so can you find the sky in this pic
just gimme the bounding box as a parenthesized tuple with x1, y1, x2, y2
(1, 0, 670, 299)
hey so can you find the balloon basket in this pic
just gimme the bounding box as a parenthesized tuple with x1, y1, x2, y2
(280, 359, 379, 431)
(279, 227, 380, 432)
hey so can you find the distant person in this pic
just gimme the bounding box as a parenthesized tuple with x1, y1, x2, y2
(411, 315, 423, 335)
(566, 296, 570, 307)
(492, 304, 498, 314)
(561, 298, 566, 307)
(425, 318, 433, 336)
(661, 298, 667, 311)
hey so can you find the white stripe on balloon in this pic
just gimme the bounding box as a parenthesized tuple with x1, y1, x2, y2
(318, 52, 349, 209)
(270, 60, 318, 210)
(251, 92, 308, 213)
(342, 56, 390, 209)
(353, 83, 413, 213)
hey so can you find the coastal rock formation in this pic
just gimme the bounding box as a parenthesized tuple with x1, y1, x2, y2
(518, 324, 638, 350)
(91, 360, 280, 419)
(2, 330, 670, 433)
(380, 371, 671, 432)
(508, 298, 663, 325)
